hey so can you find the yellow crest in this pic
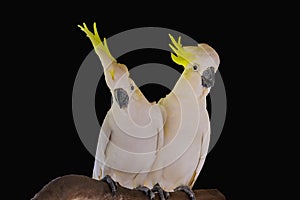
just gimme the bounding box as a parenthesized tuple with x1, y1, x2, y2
(169, 34, 194, 68)
(78, 22, 116, 80)
(78, 22, 116, 62)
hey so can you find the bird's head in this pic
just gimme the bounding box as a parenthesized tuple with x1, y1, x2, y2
(169, 34, 220, 97)
(107, 64, 145, 109)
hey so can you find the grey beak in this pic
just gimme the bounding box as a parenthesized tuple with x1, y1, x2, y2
(201, 67, 215, 88)
(114, 88, 129, 109)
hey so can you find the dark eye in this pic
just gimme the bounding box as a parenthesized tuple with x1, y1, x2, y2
(193, 65, 198, 71)
(130, 84, 134, 90)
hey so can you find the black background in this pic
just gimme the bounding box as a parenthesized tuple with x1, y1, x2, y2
(7, 4, 274, 200)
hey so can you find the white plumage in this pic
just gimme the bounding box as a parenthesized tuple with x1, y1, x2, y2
(78, 23, 220, 192)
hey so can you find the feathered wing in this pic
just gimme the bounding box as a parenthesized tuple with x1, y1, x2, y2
(92, 113, 112, 180)
(188, 126, 210, 187)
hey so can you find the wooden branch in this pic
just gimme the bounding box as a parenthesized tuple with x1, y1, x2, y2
(32, 175, 226, 200)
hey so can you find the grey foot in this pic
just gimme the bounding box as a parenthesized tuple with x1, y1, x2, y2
(174, 185, 195, 200)
(152, 183, 170, 200)
(101, 175, 117, 196)
(135, 185, 155, 200)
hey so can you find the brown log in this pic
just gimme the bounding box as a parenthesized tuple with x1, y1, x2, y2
(31, 175, 226, 200)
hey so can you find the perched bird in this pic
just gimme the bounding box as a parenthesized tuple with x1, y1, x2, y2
(78, 23, 220, 200)
(145, 35, 220, 200)
(78, 23, 164, 198)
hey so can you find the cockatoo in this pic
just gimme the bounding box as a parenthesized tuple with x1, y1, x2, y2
(145, 35, 220, 199)
(78, 23, 220, 200)
(78, 23, 164, 198)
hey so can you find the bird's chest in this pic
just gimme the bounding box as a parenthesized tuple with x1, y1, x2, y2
(108, 106, 159, 153)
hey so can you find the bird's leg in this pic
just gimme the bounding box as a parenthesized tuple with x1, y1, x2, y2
(151, 183, 170, 200)
(134, 185, 155, 200)
(174, 185, 195, 200)
(100, 175, 117, 196)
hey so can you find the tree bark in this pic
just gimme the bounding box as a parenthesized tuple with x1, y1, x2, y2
(32, 175, 225, 200)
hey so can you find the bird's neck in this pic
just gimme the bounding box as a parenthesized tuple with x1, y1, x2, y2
(173, 75, 208, 103)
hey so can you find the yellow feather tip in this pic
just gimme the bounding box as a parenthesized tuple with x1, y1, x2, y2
(109, 69, 115, 80)
(78, 22, 116, 62)
(168, 34, 194, 68)
(171, 53, 189, 67)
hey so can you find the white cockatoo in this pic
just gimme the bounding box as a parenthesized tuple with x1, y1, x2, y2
(78, 23, 220, 200)
(145, 35, 220, 199)
(78, 23, 164, 198)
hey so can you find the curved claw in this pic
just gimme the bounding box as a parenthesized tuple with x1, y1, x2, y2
(152, 183, 169, 200)
(174, 185, 195, 200)
(135, 185, 155, 200)
(101, 175, 117, 196)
